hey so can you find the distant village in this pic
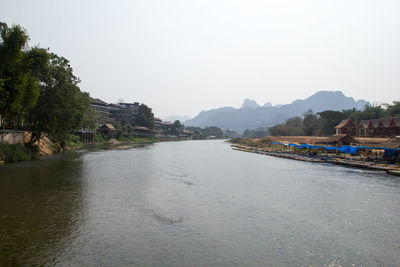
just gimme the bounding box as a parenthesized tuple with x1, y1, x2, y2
(90, 98, 237, 142)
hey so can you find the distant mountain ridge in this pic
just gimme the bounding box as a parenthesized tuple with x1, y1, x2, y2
(184, 91, 369, 133)
(163, 115, 192, 122)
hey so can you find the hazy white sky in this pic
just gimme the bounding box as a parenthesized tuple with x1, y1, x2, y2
(1, 0, 399, 118)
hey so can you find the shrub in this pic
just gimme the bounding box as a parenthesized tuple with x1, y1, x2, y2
(66, 134, 81, 146)
(0, 143, 37, 163)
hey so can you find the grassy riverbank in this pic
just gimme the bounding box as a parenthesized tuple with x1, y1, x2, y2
(0, 143, 37, 163)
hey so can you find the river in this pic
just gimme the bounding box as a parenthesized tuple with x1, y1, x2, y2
(1, 140, 400, 266)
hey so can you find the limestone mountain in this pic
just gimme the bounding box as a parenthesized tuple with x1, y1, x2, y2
(241, 99, 259, 109)
(184, 91, 369, 133)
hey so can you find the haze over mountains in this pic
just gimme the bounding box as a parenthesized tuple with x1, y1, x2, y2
(163, 115, 192, 122)
(184, 91, 369, 133)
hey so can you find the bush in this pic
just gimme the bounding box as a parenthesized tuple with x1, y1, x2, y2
(0, 143, 37, 163)
(95, 134, 106, 143)
(66, 134, 81, 146)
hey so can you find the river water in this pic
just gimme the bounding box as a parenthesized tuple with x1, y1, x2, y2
(1, 140, 400, 266)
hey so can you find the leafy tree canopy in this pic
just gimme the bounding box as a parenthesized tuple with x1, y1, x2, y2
(0, 22, 94, 147)
(135, 104, 154, 129)
(0, 23, 40, 126)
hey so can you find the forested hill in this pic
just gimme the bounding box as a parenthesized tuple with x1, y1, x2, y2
(184, 91, 369, 133)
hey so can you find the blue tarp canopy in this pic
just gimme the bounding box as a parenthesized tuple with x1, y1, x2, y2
(271, 141, 400, 155)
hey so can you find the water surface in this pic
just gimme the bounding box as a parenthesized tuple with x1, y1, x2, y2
(1, 140, 400, 266)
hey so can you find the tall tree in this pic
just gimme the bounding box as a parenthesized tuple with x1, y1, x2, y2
(387, 101, 400, 116)
(303, 109, 319, 136)
(135, 104, 154, 129)
(27, 53, 91, 147)
(0, 22, 40, 127)
(317, 110, 346, 135)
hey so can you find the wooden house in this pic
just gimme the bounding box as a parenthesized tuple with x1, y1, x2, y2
(339, 117, 400, 137)
(133, 126, 152, 137)
(316, 134, 356, 146)
(98, 123, 117, 137)
(335, 119, 356, 135)
(377, 118, 392, 136)
(359, 120, 370, 137)
(389, 118, 400, 136)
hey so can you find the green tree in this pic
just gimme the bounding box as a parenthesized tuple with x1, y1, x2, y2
(135, 104, 154, 129)
(387, 101, 400, 116)
(269, 116, 304, 136)
(303, 109, 319, 136)
(0, 22, 40, 127)
(27, 53, 91, 147)
(162, 120, 183, 135)
(203, 126, 223, 138)
(242, 127, 268, 138)
(317, 110, 346, 135)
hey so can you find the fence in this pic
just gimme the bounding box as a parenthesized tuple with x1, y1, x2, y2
(0, 130, 25, 145)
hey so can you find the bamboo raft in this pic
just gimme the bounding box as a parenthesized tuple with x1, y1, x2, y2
(231, 144, 400, 177)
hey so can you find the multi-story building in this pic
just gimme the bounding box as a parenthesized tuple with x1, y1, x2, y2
(154, 117, 162, 130)
(91, 99, 140, 125)
(109, 102, 140, 125)
(91, 98, 110, 119)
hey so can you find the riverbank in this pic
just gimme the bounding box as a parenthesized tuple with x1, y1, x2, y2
(67, 137, 158, 149)
(0, 136, 159, 165)
(0, 143, 38, 164)
(231, 143, 400, 177)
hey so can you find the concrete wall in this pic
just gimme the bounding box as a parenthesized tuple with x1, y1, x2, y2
(0, 130, 25, 145)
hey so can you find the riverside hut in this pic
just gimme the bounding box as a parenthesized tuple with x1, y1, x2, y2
(335, 119, 356, 135)
(316, 134, 356, 146)
(389, 118, 400, 136)
(376, 118, 392, 137)
(366, 119, 380, 137)
(133, 126, 152, 137)
(98, 123, 117, 138)
(359, 120, 370, 136)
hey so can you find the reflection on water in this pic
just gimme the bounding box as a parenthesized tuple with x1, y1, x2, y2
(1, 141, 400, 266)
(0, 153, 86, 265)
